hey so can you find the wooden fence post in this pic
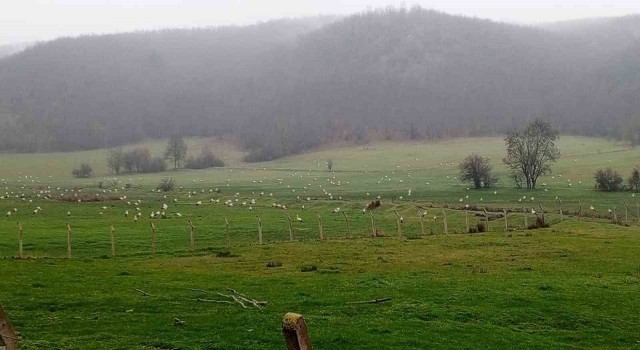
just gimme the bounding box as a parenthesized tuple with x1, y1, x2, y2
(188, 220, 195, 251)
(623, 201, 629, 223)
(110, 223, 115, 257)
(66, 223, 72, 259)
(282, 313, 312, 350)
(316, 213, 324, 240)
(0, 304, 18, 350)
(224, 217, 230, 248)
(464, 210, 469, 233)
(17, 223, 23, 259)
(558, 200, 563, 222)
(368, 211, 376, 237)
(523, 207, 528, 228)
(418, 210, 426, 236)
(257, 216, 263, 245)
(442, 210, 448, 234)
(483, 209, 490, 232)
(394, 211, 402, 238)
(577, 201, 582, 221)
(539, 205, 545, 225)
(342, 212, 351, 239)
(286, 214, 294, 242)
(503, 209, 508, 231)
(150, 222, 157, 255)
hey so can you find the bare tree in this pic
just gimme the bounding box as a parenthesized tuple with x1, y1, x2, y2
(106, 148, 124, 175)
(504, 120, 559, 189)
(459, 153, 497, 189)
(165, 136, 188, 170)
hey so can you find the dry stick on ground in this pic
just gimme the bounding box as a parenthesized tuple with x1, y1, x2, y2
(66, 223, 72, 259)
(442, 210, 448, 234)
(256, 216, 263, 245)
(368, 211, 376, 237)
(150, 222, 157, 255)
(343, 212, 351, 239)
(110, 223, 116, 257)
(316, 213, 324, 240)
(188, 220, 195, 251)
(347, 297, 392, 304)
(224, 217, 230, 248)
(394, 211, 402, 238)
(418, 210, 426, 236)
(135, 289, 153, 297)
(286, 214, 294, 242)
(191, 298, 234, 305)
(17, 222, 23, 259)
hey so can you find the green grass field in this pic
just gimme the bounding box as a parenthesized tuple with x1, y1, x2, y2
(1, 136, 639, 349)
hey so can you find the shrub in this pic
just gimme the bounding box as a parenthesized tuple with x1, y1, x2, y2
(459, 153, 497, 189)
(594, 168, 624, 192)
(140, 157, 167, 173)
(185, 147, 225, 169)
(71, 163, 93, 178)
(156, 177, 175, 192)
(629, 167, 640, 192)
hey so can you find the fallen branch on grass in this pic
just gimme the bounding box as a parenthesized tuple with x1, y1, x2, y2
(135, 289, 153, 297)
(188, 288, 267, 310)
(347, 297, 392, 305)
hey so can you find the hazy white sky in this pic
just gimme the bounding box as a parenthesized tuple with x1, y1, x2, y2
(2, 0, 640, 45)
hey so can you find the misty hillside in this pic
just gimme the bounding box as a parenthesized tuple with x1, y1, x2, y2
(0, 8, 639, 159)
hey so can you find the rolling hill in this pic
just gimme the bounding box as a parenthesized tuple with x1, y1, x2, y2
(0, 8, 639, 158)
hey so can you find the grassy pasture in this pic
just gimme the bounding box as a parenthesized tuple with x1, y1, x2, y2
(0, 136, 640, 349)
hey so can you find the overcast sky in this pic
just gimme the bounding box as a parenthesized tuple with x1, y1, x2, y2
(2, 0, 640, 45)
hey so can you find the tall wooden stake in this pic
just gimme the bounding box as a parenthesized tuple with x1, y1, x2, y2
(224, 217, 230, 248)
(342, 212, 351, 239)
(368, 211, 376, 237)
(464, 210, 469, 233)
(558, 200, 563, 222)
(188, 220, 195, 251)
(257, 216, 263, 245)
(523, 207, 528, 228)
(286, 214, 294, 242)
(66, 223, 72, 259)
(539, 205, 545, 225)
(394, 211, 402, 238)
(442, 210, 448, 234)
(316, 213, 324, 240)
(418, 210, 426, 236)
(483, 209, 490, 232)
(110, 223, 115, 257)
(577, 201, 582, 221)
(17, 222, 23, 259)
(623, 201, 629, 223)
(150, 222, 157, 255)
(0, 304, 18, 350)
(503, 209, 508, 231)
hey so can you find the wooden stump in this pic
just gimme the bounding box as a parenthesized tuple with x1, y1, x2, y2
(282, 313, 312, 350)
(0, 304, 18, 350)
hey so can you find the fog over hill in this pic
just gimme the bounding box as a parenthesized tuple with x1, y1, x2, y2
(0, 8, 639, 159)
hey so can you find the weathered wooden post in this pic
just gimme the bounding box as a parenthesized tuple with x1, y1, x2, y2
(66, 223, 72, 259)
(286, 214, 294, 242)
(342, 212, 351, 239)
(257, 216, 263, 245)
(0, 304, 18, 350)
(368, 211, 376, 237)
(578, 200, 582, 220)
(394, 211, 402, 238)
(523, 206, 528, 228)
(110, 223, 115, 257)
(282, 313, 312, 350)
(539, 205, 545, 225)
(503, 209, 508, 231)
(483, 209, 490, 232)
(150, 222, 157, 255)
(17, 223, 23, 259)
(418, 210, 426, 236)
(558, 199, 563, 222)
(442, 210, 448, 234)
(224, 217, 230, 248)
(188, 220, 195, 251)
(623, 201, 629, 223)
(316, 213, 324, 240)
(464, 210, 470, 233)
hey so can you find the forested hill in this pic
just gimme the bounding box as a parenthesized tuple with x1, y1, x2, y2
(0, 8, 639, 159)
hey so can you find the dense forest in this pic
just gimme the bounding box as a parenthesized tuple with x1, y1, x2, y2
(0, 8, 639, 160)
